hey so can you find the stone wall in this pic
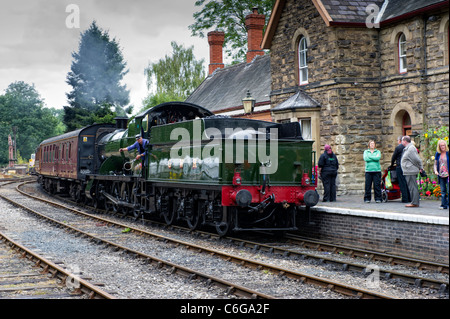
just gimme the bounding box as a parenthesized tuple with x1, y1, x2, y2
(296, 210, 449, 263)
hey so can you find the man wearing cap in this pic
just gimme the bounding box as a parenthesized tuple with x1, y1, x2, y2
(318, 144, 339, 202)
(119, 134, 150, 175)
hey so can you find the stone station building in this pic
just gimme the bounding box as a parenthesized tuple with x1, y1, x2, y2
(262, 0, 449, 194)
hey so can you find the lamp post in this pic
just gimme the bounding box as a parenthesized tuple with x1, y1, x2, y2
(242, 90, 255, 114)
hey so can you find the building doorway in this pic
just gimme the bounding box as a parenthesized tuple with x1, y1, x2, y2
(402, 112, 412, 136)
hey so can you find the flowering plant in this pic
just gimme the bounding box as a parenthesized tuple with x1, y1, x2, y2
(418, 177, 442, 198)
(420, 126, 449, 173)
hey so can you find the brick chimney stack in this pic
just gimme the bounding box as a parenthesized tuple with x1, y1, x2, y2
(245, 7, 265, 63)
(207, 31, 225, 75)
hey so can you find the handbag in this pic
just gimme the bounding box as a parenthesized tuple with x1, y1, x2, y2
(385, 171, 393, 189)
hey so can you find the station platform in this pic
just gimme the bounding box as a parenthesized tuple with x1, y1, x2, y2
(311, 195, 449, 225)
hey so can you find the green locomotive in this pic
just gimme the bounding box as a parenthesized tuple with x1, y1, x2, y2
(83, 102, 319, 235)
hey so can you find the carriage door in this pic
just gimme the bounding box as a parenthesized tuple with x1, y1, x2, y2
(79, 134, 95, 175)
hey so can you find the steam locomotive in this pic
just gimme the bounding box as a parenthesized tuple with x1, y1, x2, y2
(35, 102, 319, 235)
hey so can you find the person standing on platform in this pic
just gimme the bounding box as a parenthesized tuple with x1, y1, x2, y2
(434, 140, 449, 210)
(318, 144, 339, 202)
(364, 140, 382, 203)
(401, 136, 424, 208)
(391, 136, 411, 203)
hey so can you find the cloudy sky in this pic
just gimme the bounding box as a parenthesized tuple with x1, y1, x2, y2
(0, 0, 213, 114)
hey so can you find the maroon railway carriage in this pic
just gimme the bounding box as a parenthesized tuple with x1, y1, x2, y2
(35, 124, 115, 197)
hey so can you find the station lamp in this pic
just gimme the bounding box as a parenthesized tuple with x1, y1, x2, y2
(242, 90, 255, 114)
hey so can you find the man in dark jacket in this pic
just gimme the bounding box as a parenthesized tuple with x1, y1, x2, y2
(318, 144, 339, 202)
(390, 136, 410, 203)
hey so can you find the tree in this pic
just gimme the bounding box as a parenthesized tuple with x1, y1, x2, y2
(65, 21, 131, 131)
(0, 81, 62, 166)
(141, 41, 205, 111)
(189, 0, 275, 62)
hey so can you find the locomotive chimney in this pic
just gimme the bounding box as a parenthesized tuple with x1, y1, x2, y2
(245, 7, 265, 63)
(207, 30, 225, 75)
(114, 116, 128, 130)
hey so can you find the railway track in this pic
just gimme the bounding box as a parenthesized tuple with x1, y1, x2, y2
(0, 181, 274, 299)
(2, 181, 402, 299)
(60, 185, 448, 296)
(0, 231, 114, 299)
(37, 179, 448, 286)
(5, 180, 448, 299)
(283, 234, 449, 273)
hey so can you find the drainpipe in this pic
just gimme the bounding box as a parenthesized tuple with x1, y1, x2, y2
(420, 15, 428, 139)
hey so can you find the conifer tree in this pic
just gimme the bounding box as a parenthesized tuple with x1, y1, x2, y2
(65, 21, 131, 131)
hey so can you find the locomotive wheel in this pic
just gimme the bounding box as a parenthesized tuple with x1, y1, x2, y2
(157, 193, 177, 225)
(131, 183, 142, 219)
(120, 182, 132, 216)
(162, 197, 176, 225)
(48, 181, 56, 195)
(75, 184, 83, 203)
(108, 182, 121, 214)
(93, 183, 105, 209)
(186, 199, 201, 230)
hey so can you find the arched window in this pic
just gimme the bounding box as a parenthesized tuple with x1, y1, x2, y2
(298, 37, 308, 85)
(398, 33, 407, 73)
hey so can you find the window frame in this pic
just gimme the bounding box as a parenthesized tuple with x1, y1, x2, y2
(398, 33, 407, 74)
(298, 36, 309, 85)
(299, 118, 312, 140)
